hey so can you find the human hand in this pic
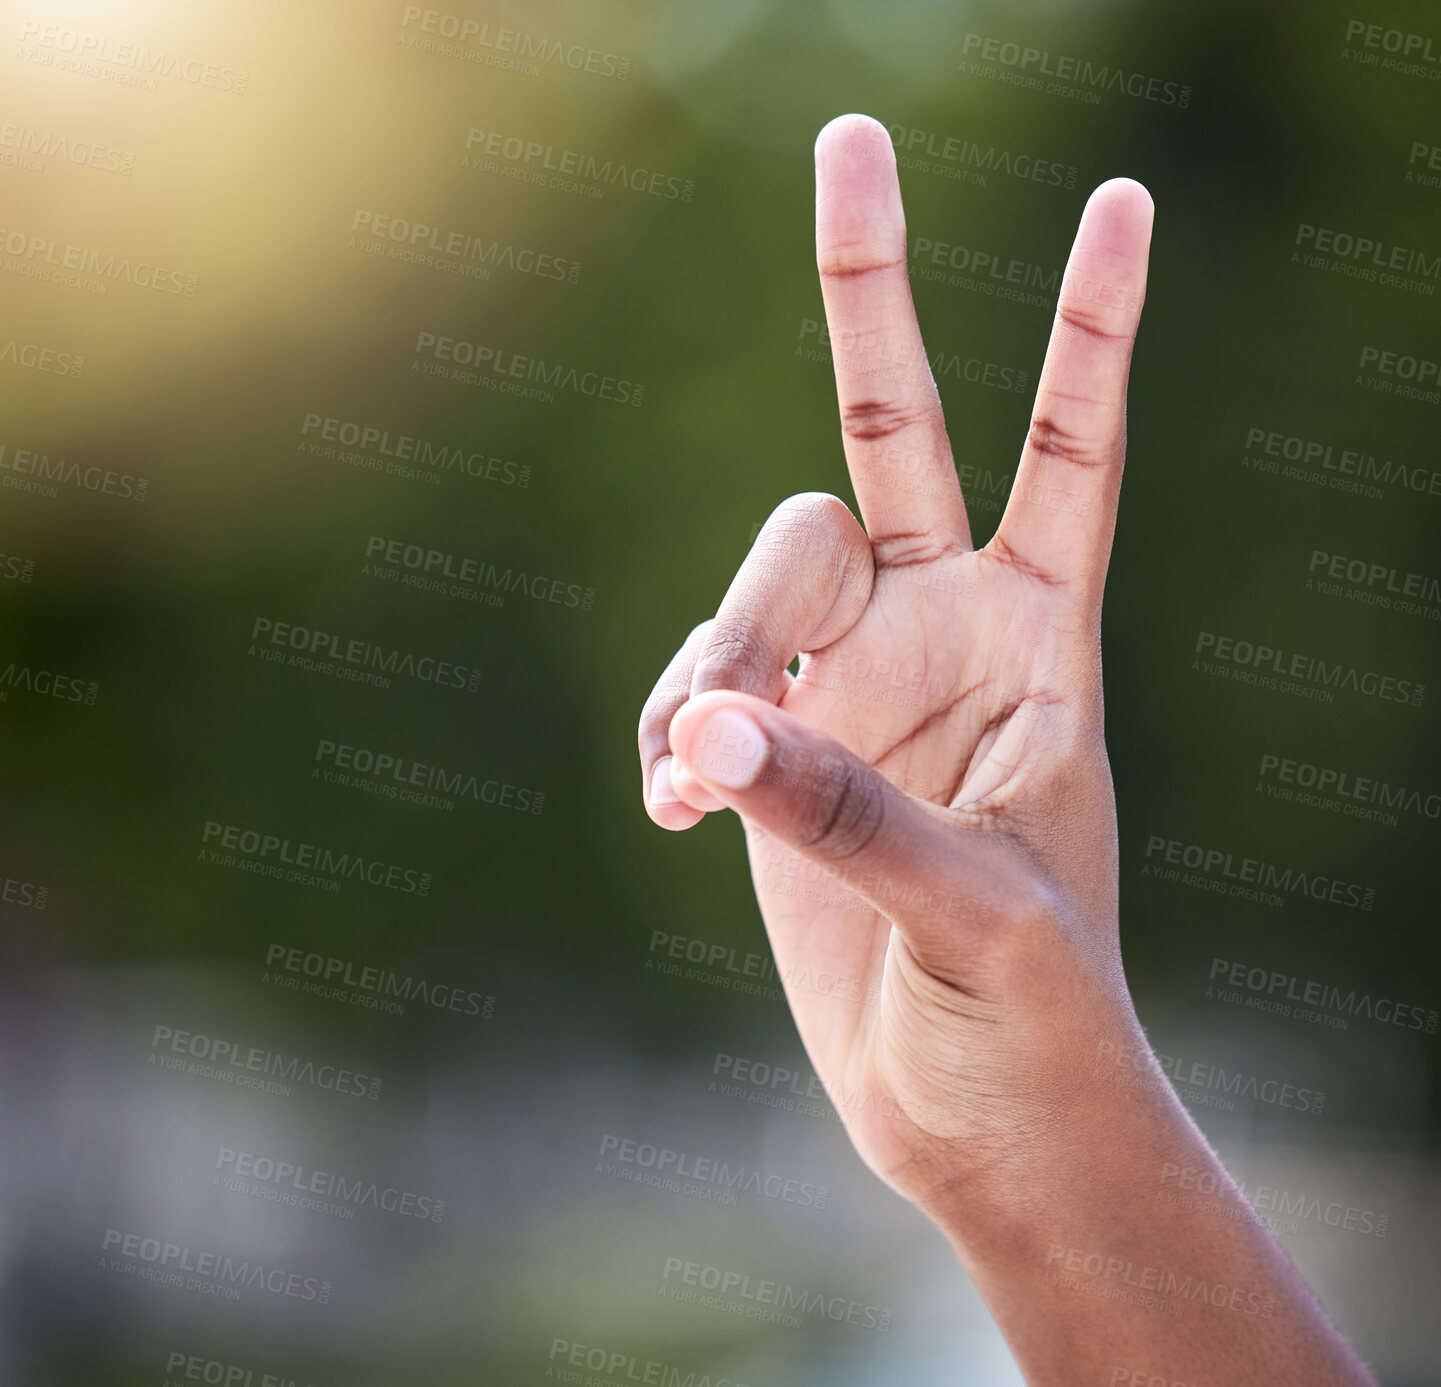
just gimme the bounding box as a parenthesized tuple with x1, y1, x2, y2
(638, 112, 1153, 1215)
(637, 114, 1381, 1387)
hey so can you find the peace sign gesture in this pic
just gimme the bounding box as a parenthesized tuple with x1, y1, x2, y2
(638, 114, 1376, 1387)
(640, 105, 1151, 1164)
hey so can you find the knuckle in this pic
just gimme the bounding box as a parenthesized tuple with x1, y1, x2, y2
(984, 531, 1066, 588)
(1025, 416, 1111, 470)
(798, 759, 885, 862)
(1056, 299, 1131, 345)
(756, 493, 873, 650)
(817, 246, 906, 280)
(770, 490, 850, 529)
(763, 491, 848, 543)
(637, 694, 672, 758)
(639, 681, 682, 744)
(639, 620, 715, 747)
(693, 621, 769, 691)
(841, 396, 933, 443)
(870, 529, 963, 569)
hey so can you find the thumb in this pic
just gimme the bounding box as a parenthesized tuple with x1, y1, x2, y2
(667, 689, 1023, 961)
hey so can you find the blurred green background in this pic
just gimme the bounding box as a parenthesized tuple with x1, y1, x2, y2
(0, 0, 1437, 1382)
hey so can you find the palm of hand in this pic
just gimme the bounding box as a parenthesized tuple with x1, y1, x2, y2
(754, 550, 1104, 1199)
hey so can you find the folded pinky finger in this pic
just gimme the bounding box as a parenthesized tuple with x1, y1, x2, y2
(649, 757, 708, 831)
(670, 669, 795, 816)
(640, 616, 803, 829)
(637, 620, 711, 828)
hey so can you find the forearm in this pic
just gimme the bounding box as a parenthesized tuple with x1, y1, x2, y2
(929, 1010, 1377, 1387)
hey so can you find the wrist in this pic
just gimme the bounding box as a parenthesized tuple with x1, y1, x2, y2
(915, 1000, 1196, 1247)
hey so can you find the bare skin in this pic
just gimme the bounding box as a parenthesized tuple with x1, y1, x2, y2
(637, 114, 1378, 1387)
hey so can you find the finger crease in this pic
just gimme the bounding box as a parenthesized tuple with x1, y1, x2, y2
(987, 532, 1067, 588)
(841, 397, 932, 443)
(1026, 416, 1110, 470)
(872, 531, 968, 570)
(1056, 302, 1133, 344)
(818, 253, 907, 280)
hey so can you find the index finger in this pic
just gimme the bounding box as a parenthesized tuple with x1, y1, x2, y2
(815, 114, 972, 563)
